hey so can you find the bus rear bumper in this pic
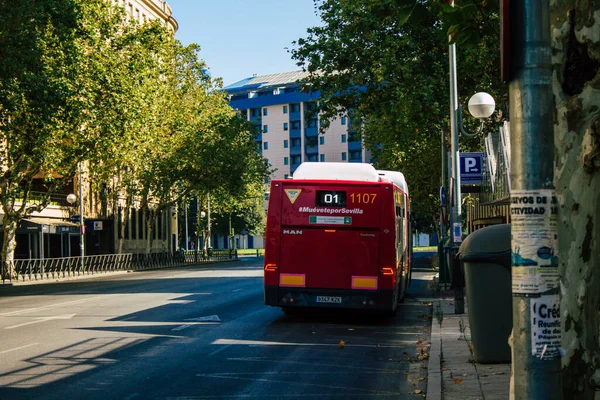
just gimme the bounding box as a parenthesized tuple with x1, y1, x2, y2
(264, 285, 395, 310)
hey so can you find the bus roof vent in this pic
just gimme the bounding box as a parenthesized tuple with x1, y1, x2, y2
(292, 162, 380, 182)
(377, 170, 408, 195)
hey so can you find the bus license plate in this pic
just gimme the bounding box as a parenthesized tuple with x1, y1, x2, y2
(316, 296, 342, 304)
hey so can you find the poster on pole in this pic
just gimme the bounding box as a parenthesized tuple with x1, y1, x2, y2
(510, 189, 559, 294)
(530, 295, 561, 359)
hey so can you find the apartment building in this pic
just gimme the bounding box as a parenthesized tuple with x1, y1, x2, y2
(114, 0, 178, 31)
(224, 71, 371, 181)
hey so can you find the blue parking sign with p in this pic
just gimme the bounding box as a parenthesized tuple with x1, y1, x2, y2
(460, 152, 484, 184)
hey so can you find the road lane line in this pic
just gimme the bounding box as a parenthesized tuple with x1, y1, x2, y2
(5, 314, 76, 330)
(0, 296, 108, 317)
(171, 324, 194, 332)
(209, 344, 232, 356)
(0, 343, 39, 355)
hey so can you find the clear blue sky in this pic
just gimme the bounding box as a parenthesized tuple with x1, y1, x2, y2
(167, 0, 322, 87)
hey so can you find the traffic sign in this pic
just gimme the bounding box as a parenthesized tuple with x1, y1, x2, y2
(460, 152, 484, 184)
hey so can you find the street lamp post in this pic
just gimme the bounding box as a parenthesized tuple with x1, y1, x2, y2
(448, 2, 496, 312)
(66, 163, 84, 272)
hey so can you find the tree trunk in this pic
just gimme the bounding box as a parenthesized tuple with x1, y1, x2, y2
(551, 4, 600, 398)
(145, 211, 155, 254)
(118, 198, 131, 254)
(1, 215, 18, 280)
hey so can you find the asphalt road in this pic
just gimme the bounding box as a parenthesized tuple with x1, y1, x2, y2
(0, 256, 437, 400)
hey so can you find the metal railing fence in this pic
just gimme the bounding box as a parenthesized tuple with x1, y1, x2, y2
(2, 250, 239, 283)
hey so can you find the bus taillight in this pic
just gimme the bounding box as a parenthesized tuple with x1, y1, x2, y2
(265, 264, 278, 272)
(381, 267, 394, 275)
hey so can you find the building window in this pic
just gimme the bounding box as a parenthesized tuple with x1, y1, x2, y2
(284, 140, 289, 148)
(308, 155, 318, 162)
(320, 154, 325, 162)
(264, 142, 268, 150)
(263, 125, 268, 133)
(264, 177, 270, 184)
(263, 108, 268, 116)
(265, 192, 270, 201)
(341, 116, 347, 125)
(341, 134, 347, 143)
(342, 152, 347, 161)
(284, 157, 289, 165)
(290, 103, 300, 113)
(292, 138, 301, 147)
(319, 136, 325, 145)
(291, 121, 301, 130)
(283, 105, 288, 114)
(283, 122, 289, 131)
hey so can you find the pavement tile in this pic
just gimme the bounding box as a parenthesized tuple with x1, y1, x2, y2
(427, 296, 510, 400)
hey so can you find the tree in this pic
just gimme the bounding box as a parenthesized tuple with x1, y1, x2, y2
(551, 3, 600, 398)
(291, 0, 506, 234)
(0, 0, 129, 278)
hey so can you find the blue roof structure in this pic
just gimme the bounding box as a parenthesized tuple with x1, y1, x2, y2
(224, 71, 311, 93)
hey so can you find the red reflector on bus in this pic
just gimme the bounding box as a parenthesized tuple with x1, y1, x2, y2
(381, 267, 394, 275)
(324, 230, 336, 233)
(265, 264, 278, 271)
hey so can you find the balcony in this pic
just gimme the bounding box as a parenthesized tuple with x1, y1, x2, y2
(304, 145, 318, 156)
(290, 128, 301, 139)
(304, 127, 318, 137)
(290, 145, 302, 156)
(347, 140, 361, 151)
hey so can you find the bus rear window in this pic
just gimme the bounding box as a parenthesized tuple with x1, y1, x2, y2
(316, 190, 346, 207)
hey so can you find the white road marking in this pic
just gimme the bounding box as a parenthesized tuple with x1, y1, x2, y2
(208, 344, 232, 356)
(214, 338, 412, 347)
(0, 343, 39, 355)
(5, 314, 76, 330)
(185, 315, 221, 322)
(171, 324, 194, 332)
(0, 296, 108, 317)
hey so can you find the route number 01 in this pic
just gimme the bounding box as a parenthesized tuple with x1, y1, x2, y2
(323, 193, 339, 204)
(350, 193, 377, 204)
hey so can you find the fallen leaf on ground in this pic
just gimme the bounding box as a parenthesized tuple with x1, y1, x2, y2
(413, 389, 423, 394)
(493, 371, 505, 375)
(454, 379, 463, 384)
(419, 377, 425, 381)
(480, 373, 489, 377)
(462, 373, 468, 377)
(339, 340, 345, 348)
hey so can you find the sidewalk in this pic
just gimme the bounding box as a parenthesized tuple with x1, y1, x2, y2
(427, 295, 511, 400)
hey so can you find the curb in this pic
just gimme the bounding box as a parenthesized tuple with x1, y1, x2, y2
(426, 300, 443, 400)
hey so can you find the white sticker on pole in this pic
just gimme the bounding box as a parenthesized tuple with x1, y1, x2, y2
(530, 295, 561, 359)
(510, 189, 559, 294)
(453, 223, 462, 243)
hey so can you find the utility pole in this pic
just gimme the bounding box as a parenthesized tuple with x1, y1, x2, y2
(507, 1, 561, 398)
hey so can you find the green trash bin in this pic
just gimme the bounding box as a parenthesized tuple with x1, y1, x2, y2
(459, 224, 512, 363)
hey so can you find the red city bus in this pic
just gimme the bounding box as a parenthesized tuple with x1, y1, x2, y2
(263, 162, 412, 316)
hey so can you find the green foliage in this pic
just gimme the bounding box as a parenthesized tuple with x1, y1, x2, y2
(0, 0, 270, 262)
(292, 0, 506, 233)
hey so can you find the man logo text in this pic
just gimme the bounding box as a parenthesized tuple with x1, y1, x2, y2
(283, 230, 302, 235)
